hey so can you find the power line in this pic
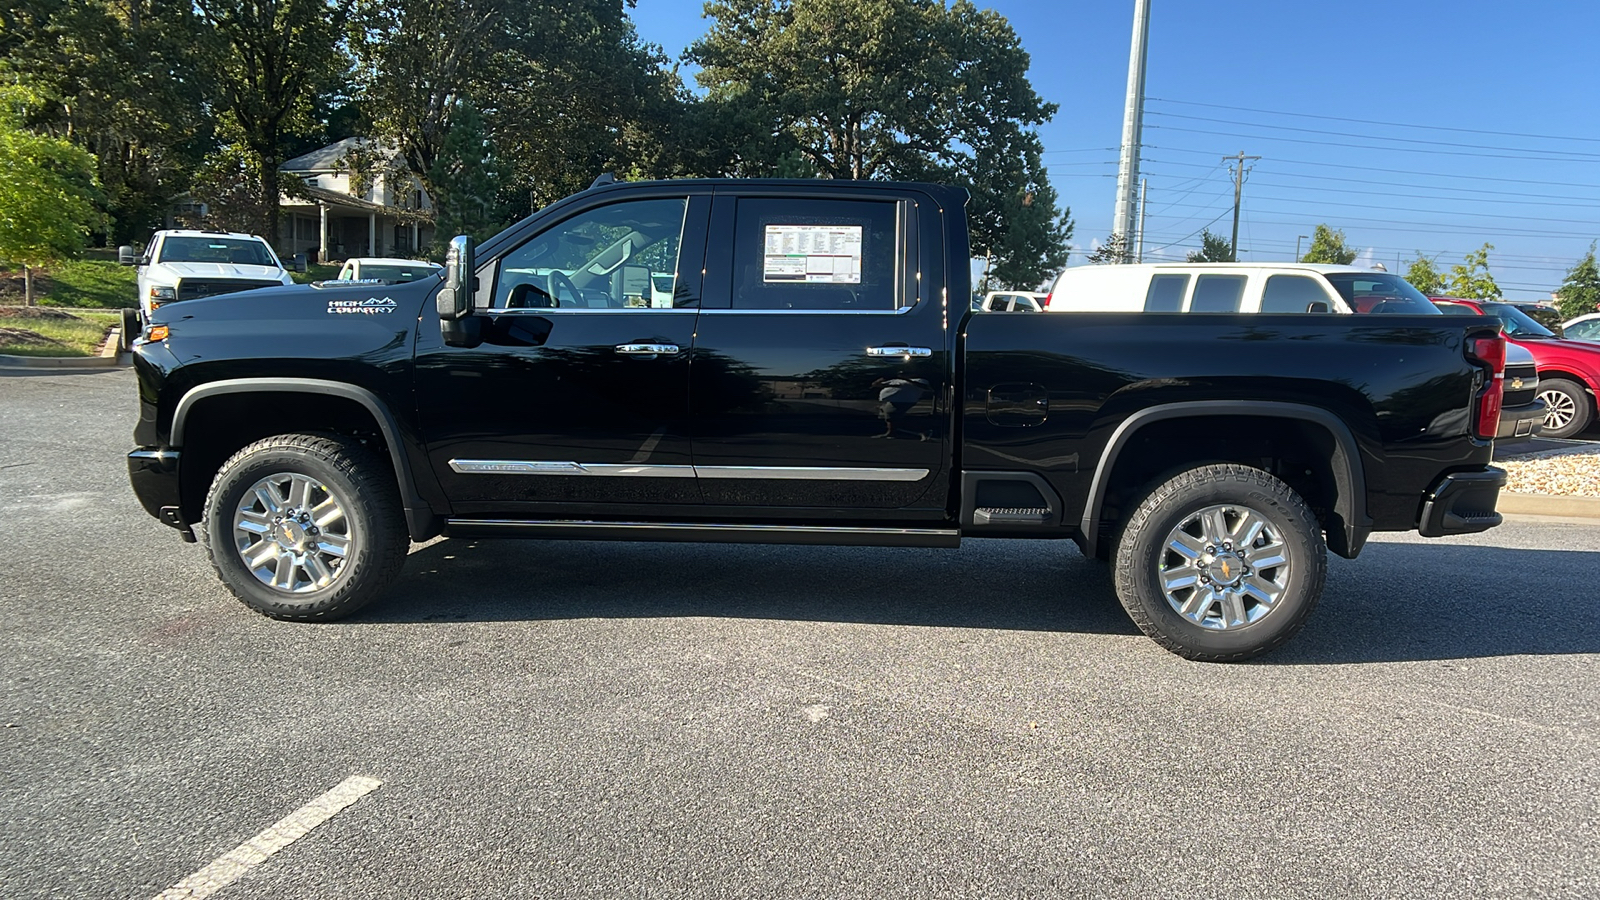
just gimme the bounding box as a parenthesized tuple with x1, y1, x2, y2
(1148, 124, 1600, 163)
(1145, 146, 1600, 190)
(1147, 110, 1600, 158)
(1147, 97, 1600, 145)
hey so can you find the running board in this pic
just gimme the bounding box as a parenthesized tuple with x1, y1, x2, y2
(443, 519, 961, 548)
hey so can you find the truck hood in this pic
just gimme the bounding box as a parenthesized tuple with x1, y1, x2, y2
(150, 261, 288, 282)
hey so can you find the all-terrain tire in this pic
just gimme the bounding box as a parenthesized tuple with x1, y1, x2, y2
(1113, 463, 1327, 662)
(203, 433, 409, 621)
(118, 308, 140, 352)
(1536, 378, 1593, 439)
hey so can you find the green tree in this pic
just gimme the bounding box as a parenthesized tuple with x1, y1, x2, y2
(1, 0, 212, 243)
(1403, 253, 1445, 295)
(1554, 243, 1600, 320)
(193, 0, 351, 243)
(1300, 224, 1356, 265)
(1446, 243, 1500, 300)
(690, 0, 1069, 286)
(1085, 233, 1128, 265)
(1186, 229, 1232, 262)
(0, 87, 103, 304)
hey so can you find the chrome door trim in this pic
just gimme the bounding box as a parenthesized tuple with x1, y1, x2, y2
(695, 465, 929, 482)
(448, 460, 929, 482)
(697, 306, 916, 316)
(448, 460, 696, 478)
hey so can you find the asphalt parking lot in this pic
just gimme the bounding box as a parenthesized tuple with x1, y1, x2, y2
(1, 367, 1596, 899)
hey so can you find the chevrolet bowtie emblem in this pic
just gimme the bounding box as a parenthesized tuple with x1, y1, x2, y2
(1511, 377, 1524, 390)
(1219, 559, 1232, 578)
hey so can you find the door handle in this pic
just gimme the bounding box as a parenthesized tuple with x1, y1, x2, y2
(865, 346, 932, 358)
(615, 343, 680, 356)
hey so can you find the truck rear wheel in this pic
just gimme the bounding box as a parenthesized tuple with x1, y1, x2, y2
(203, 433, 409, 621)
(1113, 464, 1326, 662)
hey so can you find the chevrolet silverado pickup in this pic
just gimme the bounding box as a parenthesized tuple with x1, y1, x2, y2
(127, 178, 1509, 661)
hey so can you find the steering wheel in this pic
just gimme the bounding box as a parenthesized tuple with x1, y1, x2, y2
(548, 271, 580, 307)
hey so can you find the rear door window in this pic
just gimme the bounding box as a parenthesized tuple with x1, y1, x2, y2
(1189, 275, 1246, 312)
(729, 198, 905, 310)
(1260, 275, 1333, 313)
(1144, 274, 1189, 312)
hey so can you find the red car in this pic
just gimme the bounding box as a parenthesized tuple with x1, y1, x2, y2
(1434, 297, 1600, 438)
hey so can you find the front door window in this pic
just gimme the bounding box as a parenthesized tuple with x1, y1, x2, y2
(495, 198, 690, 310)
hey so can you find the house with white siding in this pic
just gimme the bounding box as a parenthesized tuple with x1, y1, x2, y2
(278, 138, 435, 263)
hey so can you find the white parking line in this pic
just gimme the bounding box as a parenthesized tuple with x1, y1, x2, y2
(152, 775, 382, 900)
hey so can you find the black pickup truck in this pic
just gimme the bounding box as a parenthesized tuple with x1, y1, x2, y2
(128, 178, 1509, 661)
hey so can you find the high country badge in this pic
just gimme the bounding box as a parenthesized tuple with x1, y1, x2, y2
(327, 297, 398, 315)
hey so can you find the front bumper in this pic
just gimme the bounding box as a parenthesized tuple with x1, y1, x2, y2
(1497, 399, 1546, 440)
(128, 449, 193, 540)
(1418, 466, 1506, 538)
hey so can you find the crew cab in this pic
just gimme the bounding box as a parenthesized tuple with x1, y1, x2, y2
(1434, 297, 1600, 438)
(126, 178, 1510, 662)
(121, 230, 294, 322)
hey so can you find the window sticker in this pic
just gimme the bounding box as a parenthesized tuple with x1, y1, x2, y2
(763, 225, 862, 284)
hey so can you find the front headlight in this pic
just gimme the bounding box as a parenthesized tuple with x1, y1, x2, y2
(149, 286, 176, 302)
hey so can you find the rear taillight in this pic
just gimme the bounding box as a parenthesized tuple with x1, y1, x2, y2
(1465, 334, 1506, 440)
(1043, 292, 1053, 310)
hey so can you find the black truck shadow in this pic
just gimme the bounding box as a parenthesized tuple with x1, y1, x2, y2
(367, 537, 1600, 665)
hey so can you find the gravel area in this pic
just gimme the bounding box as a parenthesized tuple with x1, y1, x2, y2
(1497, 440, 1600, 497)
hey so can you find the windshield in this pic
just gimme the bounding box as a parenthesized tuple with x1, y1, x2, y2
(158, 236, 277, 267)
(359, 264, 439, 283)
(1322, 273, 1438, 314)
(1482, 302, 1557, 338)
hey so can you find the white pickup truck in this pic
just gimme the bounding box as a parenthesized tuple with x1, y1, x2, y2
(120, 230, 295, 323)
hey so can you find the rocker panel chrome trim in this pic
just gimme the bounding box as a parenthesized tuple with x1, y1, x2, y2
(443, 518, 961, 548)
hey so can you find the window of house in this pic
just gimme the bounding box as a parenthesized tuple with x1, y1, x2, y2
(730, 198, 903, 310)
(494, 198, 688, 310)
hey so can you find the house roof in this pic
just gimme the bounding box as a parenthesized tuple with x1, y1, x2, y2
(281, 183, 434, 223)
(279, 137, 402, 173)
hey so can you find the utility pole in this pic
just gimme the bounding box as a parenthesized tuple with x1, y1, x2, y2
(1295, 234, 1308, 262)
(1135, 178, 1147, 263)
(1112, 0, 1151, 262)
(1224, 151, 1260, 262)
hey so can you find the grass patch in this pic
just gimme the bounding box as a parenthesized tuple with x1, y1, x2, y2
(291, 263, 342, 284)
(0, 308, 121, 357)
(0, 260, 138, 309)
(42, 260, 139, 308)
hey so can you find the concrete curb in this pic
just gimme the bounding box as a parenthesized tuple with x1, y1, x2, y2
(0, 351, 125, 369)
(1498, 491, 1600, 522)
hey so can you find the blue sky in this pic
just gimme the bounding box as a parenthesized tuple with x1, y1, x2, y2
(629, 0, 1600, 299)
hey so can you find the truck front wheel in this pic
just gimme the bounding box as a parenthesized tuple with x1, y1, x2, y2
(203, 433, 410, 621)
(1113, 464, 1327, 662)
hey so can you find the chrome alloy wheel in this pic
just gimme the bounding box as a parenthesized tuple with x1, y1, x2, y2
(232, 472, 355, 593)
(1538, 386, 1577, 432)
(1157, 504, 1291, 631)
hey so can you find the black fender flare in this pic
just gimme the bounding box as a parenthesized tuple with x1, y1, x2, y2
(170, 377, 440, 541)
(1080, 400, 1372, 560)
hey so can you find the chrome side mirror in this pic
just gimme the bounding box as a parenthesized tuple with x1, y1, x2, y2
(436, 235, 476, 320)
